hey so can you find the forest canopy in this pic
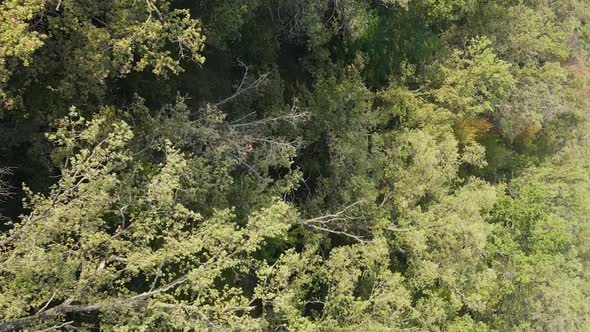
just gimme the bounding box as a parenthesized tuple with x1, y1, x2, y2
(1, 0, 590, 331)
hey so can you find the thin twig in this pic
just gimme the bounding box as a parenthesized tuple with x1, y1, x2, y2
(40, 321, 74, 332)
(37, 292, 57, 314)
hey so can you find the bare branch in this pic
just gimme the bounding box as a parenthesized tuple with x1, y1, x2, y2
(145, 0, 164, 21)
(230, 111, 309, 129)
(0, 167, 12, 201)
(230, 111, 257, 125)
(149, 259, 166, 292)
(40, 321, 74, 332)
(303, 222, 366, 242)
(37, 292, 57, 314)
(0, 275, 189, 332)
(211, 62, 269, 108)
(300, 201, 367, 242)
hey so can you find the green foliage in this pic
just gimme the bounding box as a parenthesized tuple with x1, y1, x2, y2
(256, 239, 413, 331)
(1, 0, 590, 330)
(0, 0, 46, 109)
(0, 0, 205, 113)
(498, 62, 585, 144)
(488, 164, 590, 330)
(0, 113, 296, 330)
(431, 37, 514, 116)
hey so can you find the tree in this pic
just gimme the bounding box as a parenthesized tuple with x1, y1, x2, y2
(0, 0, 205, 113)
(0, 112, 296, 331)
(431, 37, 514, 117)
(1, 0, 590, 330)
